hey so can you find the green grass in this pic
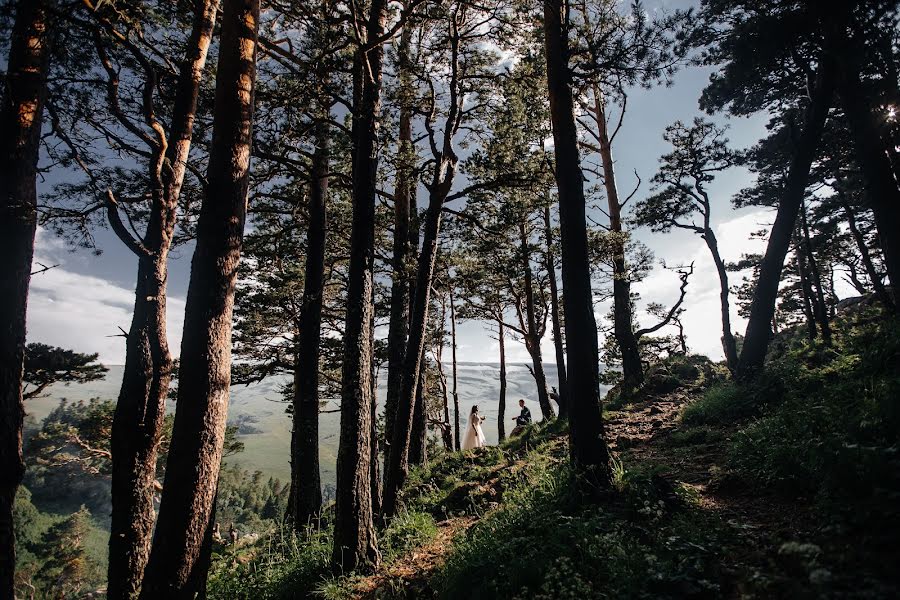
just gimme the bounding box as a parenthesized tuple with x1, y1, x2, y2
(725, 310, 900, 499)
(435, 458, 728, 600)
(206, 525, 332, 599)
(379, 511, 439, 562)
(681, 382, 757, 426)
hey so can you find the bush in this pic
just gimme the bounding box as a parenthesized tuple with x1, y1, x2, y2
(380, 511, 438, 562)
(207, 526, 332, 599)
(681, 382, 757, 426)
(726, 310, 900, 498)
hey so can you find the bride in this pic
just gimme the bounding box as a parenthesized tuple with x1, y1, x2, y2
(461, 405, 487, 450)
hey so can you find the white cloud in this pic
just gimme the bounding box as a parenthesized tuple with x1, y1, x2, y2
(26, 228, 185, 364)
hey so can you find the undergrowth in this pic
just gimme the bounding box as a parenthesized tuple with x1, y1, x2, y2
(728, 312, 900, 498)
(436, 459, 728, 600)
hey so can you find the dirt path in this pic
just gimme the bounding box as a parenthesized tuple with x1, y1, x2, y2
(350, 516, 475, 599)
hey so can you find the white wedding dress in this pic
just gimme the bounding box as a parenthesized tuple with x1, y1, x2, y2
(461, 412, 487, 450)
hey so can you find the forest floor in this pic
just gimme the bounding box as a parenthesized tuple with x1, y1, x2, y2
(207, 314, 899, 599)
(350, 378, 898, 599)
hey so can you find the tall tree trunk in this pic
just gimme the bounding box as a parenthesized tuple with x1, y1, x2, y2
(107, 3, 219, 596)
(544, 205, 567, 418)
(520, 222, 554, 420)
(543, 0, 611, 488)
(370, 351, 382, 518)
(800, 201, 831, 344)
(384, 12, 416, 469)
(288, 110, 329, 530)
(138, 0, 257, 595)
(836, 59, 900, 301)
(449, 285, 460, 450)
(737, 47, 836, 377)
(0, 1, 50, 595)
(409, 359, 427, 466)
(796, 249, 818, 341)
(384, 7, 464, 516)
(703, 227, 739, 372)
(592, 88, 642, 389)
(497, 317, 507, 442)
(384, 189, 444, 517)
(840, 194, 892, 308)
(332, 0, 386, 572)
(433, 301, 453, 451)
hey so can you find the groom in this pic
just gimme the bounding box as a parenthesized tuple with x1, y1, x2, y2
(510, 399, 532, 436)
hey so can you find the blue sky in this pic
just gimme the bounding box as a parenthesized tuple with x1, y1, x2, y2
(28, 0, 799, 367)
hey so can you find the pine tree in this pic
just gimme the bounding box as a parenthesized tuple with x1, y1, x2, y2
(0, 0, 52, 594)
(635, 118, 740, 370)
(139, 0, 259, 593)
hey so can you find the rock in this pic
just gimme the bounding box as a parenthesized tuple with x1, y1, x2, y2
(777, 542, 822, 575)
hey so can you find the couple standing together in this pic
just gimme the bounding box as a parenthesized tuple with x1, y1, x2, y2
(461, 399, 533, 450)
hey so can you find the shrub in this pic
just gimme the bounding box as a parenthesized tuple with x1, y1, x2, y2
(380, 511, 438, 562)
(681, 382, 757, 426)
(206, 526, 332, 599)
(727, 310, 900, 498)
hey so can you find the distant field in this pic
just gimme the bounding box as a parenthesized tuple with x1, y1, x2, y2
(25, 362, 589, 485)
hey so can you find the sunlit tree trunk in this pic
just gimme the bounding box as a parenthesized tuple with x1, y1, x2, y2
(543, 0, 611, 489)
(384, 9, 416, 470)
(138, 0, 257, 594)
(0, 0, 51, 595)
(409, 357, 427, 465)
(449, 285, 461, 449)
(107, 3, 220, 596)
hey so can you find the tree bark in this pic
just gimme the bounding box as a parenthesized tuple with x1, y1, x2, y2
(497, 317, 507, 442)
(138, 0, 257, 595)
(384, 6, 464, 516)
(544, 205, 567, 418)
(384, 12, 416, 470)
(0, 0, 50, 595)
(517, 222, 554, 419)
(107, 3, 219, 597)
(331, 0, 386, 573)
(383, 190, 444, 517)
(288, 108, 329, 530)
(409, 359, 427, 466)
(836, 58, 900, 301)
(737, 47, 836, 377)
(592, 88, 642, 389)
(703, 227, 739, 371)
(369, 352, 382, 518)
(449, 285, 461, 450)
(543, 0, 611, 488)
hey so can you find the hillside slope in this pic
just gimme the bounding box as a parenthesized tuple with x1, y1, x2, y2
(209, 308, 900, 599)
